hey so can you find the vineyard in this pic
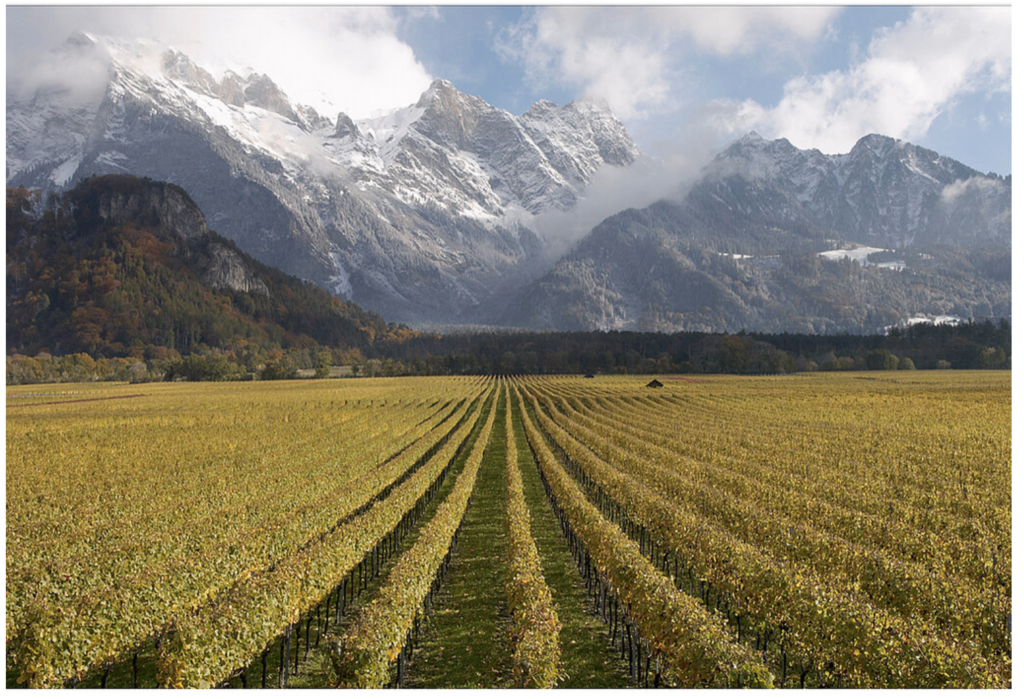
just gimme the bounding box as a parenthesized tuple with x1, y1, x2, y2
(6, 372, 1011, 688)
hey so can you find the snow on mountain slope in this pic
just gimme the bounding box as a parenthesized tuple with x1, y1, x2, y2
(704, 132, 1010, 249)
(509, 132, 1010, 334)
(7, 32, 640, 325)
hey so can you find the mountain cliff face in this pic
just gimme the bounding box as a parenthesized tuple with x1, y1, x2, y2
(510, 134, 1011, 334)
(8, 33, 1009, 335)
(7, 32, 639, 324)
(6, 175, 398, 357)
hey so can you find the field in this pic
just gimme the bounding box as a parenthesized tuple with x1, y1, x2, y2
(5, 372, 1011, 688)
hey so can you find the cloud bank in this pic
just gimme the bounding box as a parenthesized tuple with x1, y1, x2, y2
(6, 6, 434, 120)
(497, 5, 1009, 169)
(498, 7, 841, 120)
(708, 7, 1011, 154)
(941, 175, 1006, 204)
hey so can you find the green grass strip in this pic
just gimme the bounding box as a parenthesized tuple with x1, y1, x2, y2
(510, 390, 634, 688)
(333, 385, 499, 687)
(503, 382, 562, 687)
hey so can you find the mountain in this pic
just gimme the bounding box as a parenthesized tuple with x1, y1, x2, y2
(7, 32, 639, 325)
(6, 175, 402, 357)
(509, 133, 1011, 334)
(9, 33, 1009, 336)
(699, 132, 1010, 249)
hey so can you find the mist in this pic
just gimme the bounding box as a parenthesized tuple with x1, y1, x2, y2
(7, 29, 112, 106)
(253, 116, 347, 182)
(533, 118, 728, 263)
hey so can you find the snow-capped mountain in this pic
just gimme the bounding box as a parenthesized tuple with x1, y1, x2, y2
(7, 32, 639, 324)
(509, 133, 1011, 334)
(700, 132, 1010, 249)
(8, 32, 1008, 334)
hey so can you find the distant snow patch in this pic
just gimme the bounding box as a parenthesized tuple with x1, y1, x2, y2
(459, 200, 494, 221)
(50, 156, 81, 186)
(906, 314, 961, 326)
(819, 245, 905, 270)
(358, 105, 425, 167)
(819, 245, 886, 262)
(714, 251, 767, 261)
(328, 252, 353, 297)
(94, 150, 128, 170)
(884, 314, 962, 333)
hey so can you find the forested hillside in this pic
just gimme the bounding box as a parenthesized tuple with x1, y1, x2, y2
(6, 176, 411, 360)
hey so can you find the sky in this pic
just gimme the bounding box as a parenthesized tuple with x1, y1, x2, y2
(4, 3, 1014, 176)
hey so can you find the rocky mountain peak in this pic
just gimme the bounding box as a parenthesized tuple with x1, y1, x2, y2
(853, 132, 900, 151)
(416, 79, 471, 113)
(218, 70, 246, 107)
(64, 29, 98, 49)
(422, 78, 457, 96)
(243, 73, 299, 122)
(412, 79, 494, 150)
(518, 96, 638, 186)
(332, 112, 360, 139)
(847, 133, 905, 166)
(161, 50, 219, 97)
(524, 100, 560, 119)
(720, 132, 799, 158)
(704, 130, 1009, 251)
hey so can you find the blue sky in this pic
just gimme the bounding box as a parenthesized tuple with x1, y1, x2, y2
(391, 5, 1010, 175)
(7, 4, 1012, 175)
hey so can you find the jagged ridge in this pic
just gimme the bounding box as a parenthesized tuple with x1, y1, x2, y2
(509, 133, 1011, 334)
(7, 32, 640, 325)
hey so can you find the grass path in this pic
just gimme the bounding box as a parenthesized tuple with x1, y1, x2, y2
(510, 389, 634, 688)
(284, 388, 497, 688)
(66, 385, 630, 689)
(402, 388, 516, 687)
(404, 388, 631, 688)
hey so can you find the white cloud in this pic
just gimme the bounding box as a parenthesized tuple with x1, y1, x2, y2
(941, 175, 1005, 204)
(711, 7, 1011, 154)
(6, 6, 434, 120)
(401, 6, 442, 23)
(498, 7, 840, 120)
(655, 6, 839, 57)
(11, 36, 114, 107)
(534, 120, 729, 260)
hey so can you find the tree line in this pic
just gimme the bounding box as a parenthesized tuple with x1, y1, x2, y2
(7, 319, 1009, 384)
